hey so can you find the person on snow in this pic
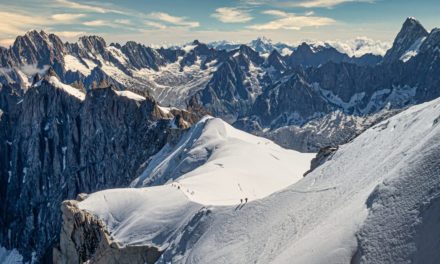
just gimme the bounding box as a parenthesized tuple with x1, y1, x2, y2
(245, 198, 248, 203)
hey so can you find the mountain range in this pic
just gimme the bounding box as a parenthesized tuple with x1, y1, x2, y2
(0, 17, 440, 263)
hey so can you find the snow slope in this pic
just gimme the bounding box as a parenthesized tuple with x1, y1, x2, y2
(400, 36, 427, 62)
(33, 76, 86, 100)
(78, 98, 440, 263)
(78, 116, 314, 248)
(172, 97, 440, 264)
(131, 116, 314, 205)
(78, 186, 202, 250)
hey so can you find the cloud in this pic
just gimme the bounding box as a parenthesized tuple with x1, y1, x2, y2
(20, 64, 50, 76)
(115, 19, 132, 26)
(148, 12, 200, 28)
(83, 20, 107, 27)
(55, 0, 126, 14)
(0, 11, 50, 35)
(293, 0, 374, 8)
(0, 38, 15, 47)
(248, 10, 335, 30)
(262, 10, 290, 17)
(53, 31, 86, 38)
(211, 7, 253, 23)
(0, 7, 88, 37)
(51, 13, 86, 23)
(240, 0, 375, 8)
(144, 21, 167, 30)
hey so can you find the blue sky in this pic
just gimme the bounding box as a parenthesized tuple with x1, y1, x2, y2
(0, 0, 439, 47)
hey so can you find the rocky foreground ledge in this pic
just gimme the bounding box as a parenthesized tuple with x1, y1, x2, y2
(54, 195, 161, 264)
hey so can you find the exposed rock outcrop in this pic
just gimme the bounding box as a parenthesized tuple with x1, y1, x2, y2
(54, 199, 161, 264)
(303, 146, 338, 176)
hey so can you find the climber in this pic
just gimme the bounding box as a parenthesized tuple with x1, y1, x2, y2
(245, 198, 248, 203)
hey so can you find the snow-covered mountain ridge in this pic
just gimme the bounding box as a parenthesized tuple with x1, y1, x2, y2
(207, 36, 390, 57)
(131, 116, 315, 205)
(59, 90, 440, 264)
(54, 116, 314, 262)
(1, 17, 438, 132)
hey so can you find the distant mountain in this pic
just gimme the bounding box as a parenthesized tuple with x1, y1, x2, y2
(383, 17, 429, 63)
(0, 17, 438, 137)
(207, 37, 295, 55)
(0, 30, 386, 127)
(237, 17, 440, 134)
(207, 37, 390, 58)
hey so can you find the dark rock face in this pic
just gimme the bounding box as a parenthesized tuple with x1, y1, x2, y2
(0, 81, 194, 262)
(193, 57, 255, 122)
(55, 199, 162, 264)
(382, 17, 429, 63)
(288, 42, 349, 67)
(266, 50, 287, 72)
(251, 73, 330, 128)
(121, 41, 165, 70)
(287, 42, 380, 68)
(303, 146, 338, 176)
(9, 30, 65, 67)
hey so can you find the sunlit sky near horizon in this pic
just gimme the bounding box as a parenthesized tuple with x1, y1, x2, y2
(0, 0, 439, 47)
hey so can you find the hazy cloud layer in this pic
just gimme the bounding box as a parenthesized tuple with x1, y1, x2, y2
(248, 10, 335, 30)
(212, 8, 254, 23)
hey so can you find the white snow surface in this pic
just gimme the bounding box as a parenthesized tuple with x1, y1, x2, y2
(78, 186, 202, 250)
(79, 116, 314, 248)
(63, 54, 93, 76)
(43, 76, 86, 100)
(114, 90, 145, 101)
(171, 97, 440, 264)
(131, 116, 315, 205)
(400, 36, 427, 62)
(79, 98, 440, 263)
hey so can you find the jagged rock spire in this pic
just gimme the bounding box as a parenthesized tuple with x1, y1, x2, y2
(383, 17, 429, 63)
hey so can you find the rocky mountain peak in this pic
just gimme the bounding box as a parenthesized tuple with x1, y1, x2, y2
(24, 30, 49, 41)
(296, 42, 314, 53)
(249, 37, 273, 53)
(399, 17, 428, 42)
(267, 49, 286, 71)
(383, 17, 429, 63)
(268, 49, 281, 58)
(239, 44, 256, 54)
(11, 30, 65, 66)
(79, 35, 107, 54)
(192, 41, 211, 55)
(402, 17, 425, 31)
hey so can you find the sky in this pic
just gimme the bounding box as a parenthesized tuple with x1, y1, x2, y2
(0, 0, 439, 47)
